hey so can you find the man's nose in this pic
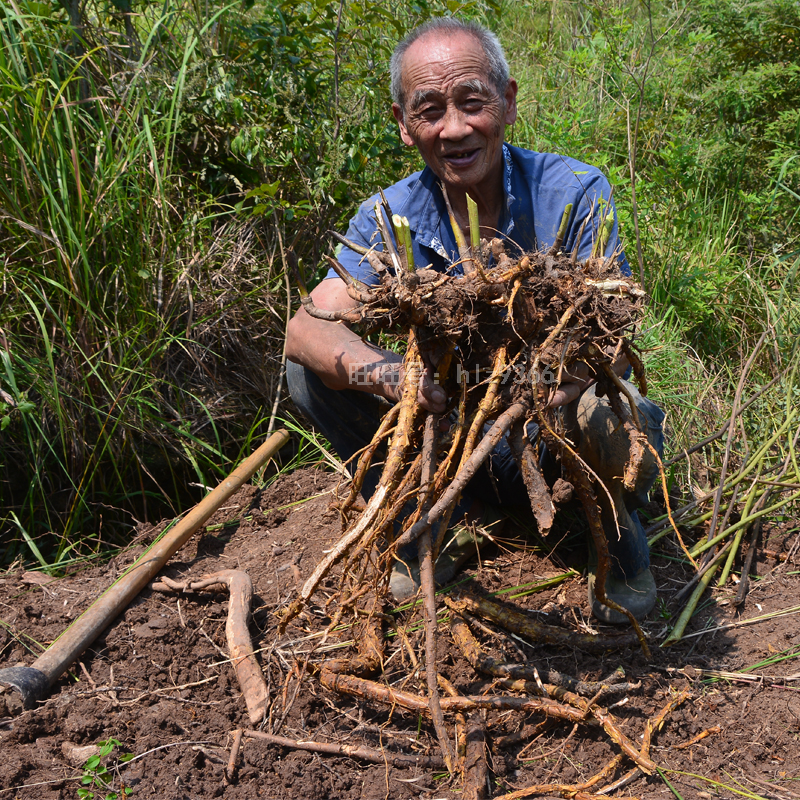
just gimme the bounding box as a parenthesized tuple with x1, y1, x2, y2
(439, 104, 472, 140)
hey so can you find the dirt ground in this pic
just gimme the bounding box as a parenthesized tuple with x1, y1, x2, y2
(2, 465, 800, 800)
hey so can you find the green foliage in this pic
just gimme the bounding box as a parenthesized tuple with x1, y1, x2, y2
(79, 738, 134, 800)
(2, 0, 798, 566)
(680, 0, 800, 242)
(0, 0, 499, 566)
(181, 0, 500, 264)
(503, 0, 799, 357)
(0, 0, 274, 566)
(502, 0, 799, 495)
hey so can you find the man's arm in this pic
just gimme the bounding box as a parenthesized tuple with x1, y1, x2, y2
(285, 277, 447, 412)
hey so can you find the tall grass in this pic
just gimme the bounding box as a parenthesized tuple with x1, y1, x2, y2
(0, 2, 285, 565)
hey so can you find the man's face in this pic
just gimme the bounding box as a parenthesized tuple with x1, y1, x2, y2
(392, 31, 517, 199)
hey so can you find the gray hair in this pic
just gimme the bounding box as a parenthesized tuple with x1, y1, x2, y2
(390, 18, 510, 112)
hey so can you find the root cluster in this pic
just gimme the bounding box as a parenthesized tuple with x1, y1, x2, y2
(279, 195, 682, 796)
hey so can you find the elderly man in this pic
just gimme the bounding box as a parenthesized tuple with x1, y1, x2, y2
(286, 18, 664, 622)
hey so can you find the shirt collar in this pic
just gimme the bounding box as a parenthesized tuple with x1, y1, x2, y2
(401, 144, 519, 266)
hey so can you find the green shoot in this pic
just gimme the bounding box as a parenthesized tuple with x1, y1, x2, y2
(402, 216, 415, 271)
(492, 570, 577, 599)
(79, 738, 134, 800)
(657, 766, 685, 800)
(466, 193, 480, 251)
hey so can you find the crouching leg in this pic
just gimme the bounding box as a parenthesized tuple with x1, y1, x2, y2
(569, 382, 665, 623)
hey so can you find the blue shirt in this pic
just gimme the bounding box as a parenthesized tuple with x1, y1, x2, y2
(328, 143, 630, 285)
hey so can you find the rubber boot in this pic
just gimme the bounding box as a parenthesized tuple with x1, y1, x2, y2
(389, 506, 505, 602)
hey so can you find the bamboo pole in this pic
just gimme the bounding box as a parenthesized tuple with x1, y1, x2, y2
(0, 429, 289, 709)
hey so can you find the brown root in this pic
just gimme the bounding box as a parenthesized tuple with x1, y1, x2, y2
(448, 613, 640, 698)
(508, 418, 555, 534)
(446, 590, 639, 652)
(151, 571, 267, 726)
(271, 212, 690, 793)
(418, 413, 454, 771)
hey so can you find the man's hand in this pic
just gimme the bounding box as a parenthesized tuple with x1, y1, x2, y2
(546, 362, 593, 408)
(546, 351, 630, 408)
(379, 361, 447, 413)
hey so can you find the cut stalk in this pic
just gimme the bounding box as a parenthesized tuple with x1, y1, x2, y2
(549, 202, 573, 255)
(374, 200, 402, 274)
(391, 213, 414, 272)
(662, 562, 721, 646)
(466, 193, 480, 251)
(401, 216, 415, 271)
(690, 488, 800, 558)
(441, 183, 475, 274)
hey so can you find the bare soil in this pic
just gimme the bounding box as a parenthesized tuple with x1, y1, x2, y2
(2, 467, 800, 800)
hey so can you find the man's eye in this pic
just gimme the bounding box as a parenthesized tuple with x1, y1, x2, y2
(462, 98, 486, 111)
(419, 105, 444, 119)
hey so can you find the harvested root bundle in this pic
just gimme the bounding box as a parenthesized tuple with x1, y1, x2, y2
(279, 196, 677, 794)
(288, 196, 650, 644)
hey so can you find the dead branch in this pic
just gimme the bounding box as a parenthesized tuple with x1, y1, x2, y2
(448, 613, 640, 698)
(244, 730, 446, 769)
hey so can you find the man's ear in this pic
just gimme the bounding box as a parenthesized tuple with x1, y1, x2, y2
(504, 79, 519, 126)
(392, 103, 416, 147)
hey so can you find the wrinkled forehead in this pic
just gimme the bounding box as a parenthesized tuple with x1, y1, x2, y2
(400, 30, 493, 98)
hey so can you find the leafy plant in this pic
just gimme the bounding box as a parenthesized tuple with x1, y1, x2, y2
(78, 738, 134, 800)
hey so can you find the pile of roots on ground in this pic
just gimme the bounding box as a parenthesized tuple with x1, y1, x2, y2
(280, 195, 686, 798)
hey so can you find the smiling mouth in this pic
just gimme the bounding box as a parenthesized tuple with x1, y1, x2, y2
(443, 149, 479, 164)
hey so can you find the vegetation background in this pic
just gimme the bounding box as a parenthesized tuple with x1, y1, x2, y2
(1, 0, 798, 569)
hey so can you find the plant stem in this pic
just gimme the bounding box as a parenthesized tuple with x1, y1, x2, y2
(466, 193, 480, 251)
(662, 562, 721, 646)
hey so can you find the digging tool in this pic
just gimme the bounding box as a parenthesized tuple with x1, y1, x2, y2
(0, 428, 289, 710)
